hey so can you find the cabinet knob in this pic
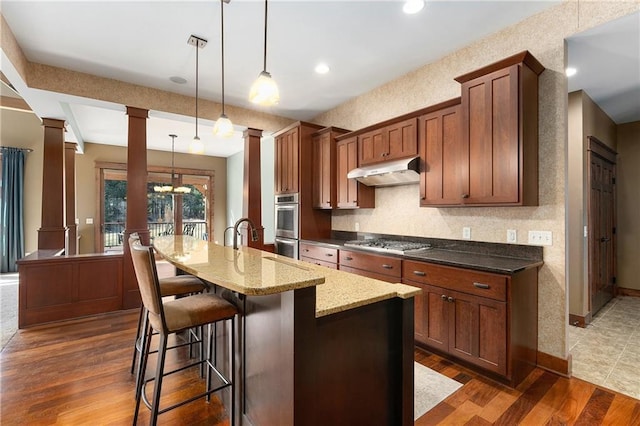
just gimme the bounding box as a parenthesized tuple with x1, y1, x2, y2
(421, 196, 426, 200)
(462, 194, 469, 199)
(325, 253, 334, 257)
(413, 271, 426, 277)
(380, 153, 385, 157)
(344, 256, 353, 261)
(441, 294, 447, 300)
(303, 249, 309, 252)
(382, 264, 393, 269)
(447, 296, 454, 303)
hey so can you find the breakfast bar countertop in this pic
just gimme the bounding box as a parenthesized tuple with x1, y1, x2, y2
(153, 236, 420, 318)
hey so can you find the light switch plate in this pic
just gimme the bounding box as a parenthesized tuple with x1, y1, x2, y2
(462, 227, 471, 240)
(528, 230, 552, 246)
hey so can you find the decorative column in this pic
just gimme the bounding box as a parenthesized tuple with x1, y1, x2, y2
(64, 142, 77, 255)
(122, 107, 149, 309)
(242, 128, 264, 249)
(38, 119, 67, 250)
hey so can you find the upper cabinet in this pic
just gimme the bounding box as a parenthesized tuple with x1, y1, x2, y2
(336, 137, 375, 209)
(454, 51, 544, 206)
(419, 102, 463, 206)
(311, 127, 350, 209)
(358, 117, 418, 166)
(275, 127, 299, 194)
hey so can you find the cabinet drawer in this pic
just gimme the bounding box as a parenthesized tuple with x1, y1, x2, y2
(339, 265, 400, 283)
(403, 260, 506, 301)
(299, 243, 338, 263)
(300, 255, 338, 269)
(339, 249, 401, 279)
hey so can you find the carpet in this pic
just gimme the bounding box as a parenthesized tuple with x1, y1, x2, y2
(414, 361, 462, 420)
(0, 273, 19, 351)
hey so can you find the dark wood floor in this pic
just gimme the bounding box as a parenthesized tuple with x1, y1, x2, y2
(1, 310, 639, 425)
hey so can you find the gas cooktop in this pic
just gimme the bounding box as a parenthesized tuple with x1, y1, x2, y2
(343, 239, 432, 255)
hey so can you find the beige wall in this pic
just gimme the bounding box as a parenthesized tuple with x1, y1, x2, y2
(76, 142, 227, 254)
(567, 90, 618, 317)
(313, 2, 640, 360)
(617, 121, 640, 291)
(0, 108, 43, 254)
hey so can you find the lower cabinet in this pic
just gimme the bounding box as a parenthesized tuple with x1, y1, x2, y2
(299, 242, 338, 269)
(404, 259, 537, 387)
(339, 249, 401, 283)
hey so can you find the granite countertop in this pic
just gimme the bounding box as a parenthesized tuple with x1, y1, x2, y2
(301, 234, 543, 275)
(154, 236, 420, 317)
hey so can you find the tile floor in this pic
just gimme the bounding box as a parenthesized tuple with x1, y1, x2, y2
(569, 296, 640, 399)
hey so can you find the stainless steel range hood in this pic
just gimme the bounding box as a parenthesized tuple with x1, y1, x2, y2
(347, 156, 420, 187)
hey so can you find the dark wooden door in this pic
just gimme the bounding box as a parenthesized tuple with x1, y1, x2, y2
(312, 133, 332, 209)
(420, 104, 463, 206)
(358, 129, 384, 165)
(386, 117, 417, 160)
(421, 284, 449, 353)
(337, 138, 355, 208)
(588, 137, 617, 317)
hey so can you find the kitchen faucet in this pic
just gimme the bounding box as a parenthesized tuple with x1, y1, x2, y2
(233, 218, 259, 250)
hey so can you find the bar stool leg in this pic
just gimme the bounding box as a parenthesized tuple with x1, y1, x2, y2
(130, 304, 144, 374)
(150, 333, 169, 425)
(135, 308, 150, 399)
(133, 320, 153, 426)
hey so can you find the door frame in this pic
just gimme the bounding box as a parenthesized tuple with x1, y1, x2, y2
(586, 136, 617, 317)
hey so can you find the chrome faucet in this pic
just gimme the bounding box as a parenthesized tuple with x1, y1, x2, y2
(233, 218, 259, 250)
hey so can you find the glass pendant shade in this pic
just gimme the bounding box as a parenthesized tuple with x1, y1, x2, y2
(249, 71, 280, 106)
(189, 136, 205, 154)
(213, 114, 234, 137)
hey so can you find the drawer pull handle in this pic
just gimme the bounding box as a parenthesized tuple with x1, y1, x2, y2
(325, 253, 334, 257)
(344, 257, 353, 261)
(382, 264, 393, 269)
(473, 282, 490, 289)
(413, 271, 426, 276)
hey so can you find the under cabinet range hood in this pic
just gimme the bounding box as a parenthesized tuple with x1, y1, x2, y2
(347, 156, 420, 187)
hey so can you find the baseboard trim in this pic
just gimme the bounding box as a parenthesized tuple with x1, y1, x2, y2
(617, 287, 640, 297)
(537, 351, 570, 377)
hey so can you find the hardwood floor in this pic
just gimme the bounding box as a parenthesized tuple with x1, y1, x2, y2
(1, 310, 639, 425)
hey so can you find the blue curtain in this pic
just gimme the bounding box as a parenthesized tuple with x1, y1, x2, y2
(1, 147, 26, 272)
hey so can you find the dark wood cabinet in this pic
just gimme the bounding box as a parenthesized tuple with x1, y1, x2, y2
(275, 127, 299, 195)
(339, 249, 401, 283)
(336, 137, 375, 209)
(312, 127, 350, 209)
(455, 51, 544, 206)
(403, 259, 537, 387)
(419, 102, 463, 206)
(358, 117, 417, 166)
(299, 242, 338, 269)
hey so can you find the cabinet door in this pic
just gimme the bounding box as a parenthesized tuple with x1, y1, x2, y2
(336, 139, 354, 208)
(386, 117, 417, 161)
(358, 129, 384, 166)
(448, 289, 507, 376)
(276, 128, 299, 194)
(462, 65, 519, 204)
(421, 283, 450, 352)
(319, 132, 333, 208)
(312, 134, 324, 208)
(419, 105, 463, 206)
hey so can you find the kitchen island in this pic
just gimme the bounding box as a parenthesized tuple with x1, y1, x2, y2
(153, 236, 420, 426)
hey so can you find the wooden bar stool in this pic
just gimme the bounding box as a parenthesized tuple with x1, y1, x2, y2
(129, 236, 237, 426)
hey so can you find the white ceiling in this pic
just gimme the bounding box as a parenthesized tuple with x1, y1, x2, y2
(7, 0, 635, 157)
(567, 11, 640, 125)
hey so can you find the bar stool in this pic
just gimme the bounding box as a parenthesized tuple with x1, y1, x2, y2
(129, 237, 237, 426)
(129, 234, 208, 389)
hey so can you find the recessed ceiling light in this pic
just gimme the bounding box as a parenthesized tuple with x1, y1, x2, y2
(170, 76, 187, 84)
(403, 0, 425, 14)
(565, 67, 577, 77)
(315, 63, 330, 74)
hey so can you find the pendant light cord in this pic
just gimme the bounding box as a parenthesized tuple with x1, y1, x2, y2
(195, 41, 199, 138)
(263, 0, 268, 72)
(221, 0, 226, 115)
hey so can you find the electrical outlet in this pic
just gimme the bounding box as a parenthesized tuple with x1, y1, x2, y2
(507, 229, 517, 243)
(462, 227, 471, 240)
(355, 222, 360, 232)
(86, 218, 93, 225)
(528, 230, 552, 246)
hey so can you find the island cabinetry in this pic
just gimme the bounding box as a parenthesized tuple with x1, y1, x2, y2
(358, 117, 418, 166)
(454, 50, 544, 206)
(299, 242, 338, 269)
(339, 249, 401, 283)
(336, 137, 375, 209)
(403, 259, 538, 387)
(419, 102, 463, 206)
(311, 127, 350, 209)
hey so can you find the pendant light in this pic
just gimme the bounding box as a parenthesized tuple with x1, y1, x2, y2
(154, 134, 192, 194)
(213, 0, 234, 137)
(188, 35, 207, 154)
(249, 0, 279, 106)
